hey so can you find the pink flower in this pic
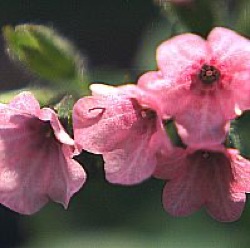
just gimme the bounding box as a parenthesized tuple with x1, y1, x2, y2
(154, 147, 250, 222)
(0, 92, 86, 214)
(73, 84, 173, 185)
(138, 27, 250, 148)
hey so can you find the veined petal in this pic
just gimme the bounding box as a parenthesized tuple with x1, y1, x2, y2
(227, 149, 250, 193)
(175, 93, 229, 148)
(204, 150, 246, 222)
(153, 148, 186, 179)
(162, 151, 206, 216)
(104, 121, 170, 185)
(47, 144, 86, 208)
(73, 94, 150, 153)
(0, 116, 51, 214)
(156, 33, 207, 82)
(0, 93, 86, 214)
(206, 191, 245, 222)
(138, 71, 192, 118)
(208, 27, 250, 72)
(39, 108, 74, 146)
(162, 149, 248, 221)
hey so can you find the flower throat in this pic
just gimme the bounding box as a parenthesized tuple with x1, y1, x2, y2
(199, 64, 220, 84)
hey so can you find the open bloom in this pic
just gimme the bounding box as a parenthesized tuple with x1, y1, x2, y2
(73, 84, 174, 185)
(0, 92, 86, 214)
(138, 27, 250, 148)
(154, 147, 250, 222)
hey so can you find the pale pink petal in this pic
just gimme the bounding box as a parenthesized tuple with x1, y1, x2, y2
(208, 27, 250, 114)
(39, 108, 74, 145)
(137, 71, 192, 118)
(227, 149, 250, 193)
(91, 83, 163, 116)
(208, 27, 250, 72)
(0, 98, 85, 214)
(162, 149, 247, 221)
(0, 114, 51, 214)
(73, 95, 147, 153)
(137, 71, 166, 91)
(156, 33, 207, 81)
(204, 151, 246, 222)
(90, 84, 118, 96)
(206, 192, 245, 222)
(104, 122, 170, 185)
(162, 152, 206, 216)
(174, 93, 229, 148)
(8, 91, 40, 114)
(46, 144, 86, 208)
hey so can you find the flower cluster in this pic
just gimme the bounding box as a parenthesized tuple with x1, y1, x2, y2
(72, 27, 250, 222)
(1, 27, 250, 222)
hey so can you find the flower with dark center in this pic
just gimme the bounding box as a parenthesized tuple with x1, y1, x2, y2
(138, 27, 250, 149)
(199, 64, 220, 84)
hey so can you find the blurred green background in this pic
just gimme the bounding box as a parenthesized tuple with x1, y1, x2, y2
(1, 0, 250, 247)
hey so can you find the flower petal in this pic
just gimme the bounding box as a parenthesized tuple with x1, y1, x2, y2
(39, 108, 74, 146)
(156, 33, 207, 81)
(104, 122, 169, 185)
(8, 91, 40, 114)
(46, 144, 86, 208)
(137, 71, 192, 118)
(206, 192, 245, 222)
(175, 93, 229, 148)
(204, 150, 246, 222)
(208, 27, 250, 114)
(0, 106, 85, 214)
(162, 149, 247, 221)
(226, 149, 250, 193)
(73, 94, 149, 153)
(208, 27, 250, 72)
(153, 148, 187, 179)
(162, 151, 206, 216)
(0, 114, 50, 214)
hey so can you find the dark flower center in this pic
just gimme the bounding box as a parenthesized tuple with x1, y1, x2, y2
(39, 121, 55, 139)
(202, 151, 210, 159)
(140, 109, 157, 120)
(199, 64, 220, 84)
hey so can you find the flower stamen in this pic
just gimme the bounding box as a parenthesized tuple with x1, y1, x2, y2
(199, 64, 220, 84)
(141, 109, 157, 120)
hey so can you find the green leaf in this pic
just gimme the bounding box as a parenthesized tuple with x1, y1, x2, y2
(169, 0, 219, 37)
(164, 120, 186, 148)
(3, 24, 89, 95)
(235, 0, 250, 35)
(229, 112, 250, 158)
(0, 87, 57, 106)
(53, 95, 75, 135)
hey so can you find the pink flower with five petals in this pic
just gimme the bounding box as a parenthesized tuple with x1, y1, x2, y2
(138, 27, 250, 148)
(73, 84, 174, 185)
(154, 147, 250, 222)
(0, 92, 86, 214)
